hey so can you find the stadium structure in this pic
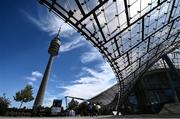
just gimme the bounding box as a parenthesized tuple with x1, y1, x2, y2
(36, 0, 180, 114)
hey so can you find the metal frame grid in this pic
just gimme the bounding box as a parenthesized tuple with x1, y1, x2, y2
(150, 47, 180, 70)
(39, 0, 180, 105)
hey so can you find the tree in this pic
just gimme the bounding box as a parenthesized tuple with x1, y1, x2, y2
(0, 93, 11, 115)
(14, 85, 34, 108)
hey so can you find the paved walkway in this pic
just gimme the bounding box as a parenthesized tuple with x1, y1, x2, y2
(0, 116, 107, 119)
(0, 117, 99, 119)
(1, 114, 180, 119)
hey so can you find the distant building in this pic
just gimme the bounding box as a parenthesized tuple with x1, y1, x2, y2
(51, 99, 62, 116)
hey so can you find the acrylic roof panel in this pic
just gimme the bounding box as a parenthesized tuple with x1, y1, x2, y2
(89, 83, 119, 106)
(40, 0, 180, 104)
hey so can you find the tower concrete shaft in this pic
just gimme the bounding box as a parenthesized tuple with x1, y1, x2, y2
(33, 37, 61, 109)
(33, 55, 54, 108)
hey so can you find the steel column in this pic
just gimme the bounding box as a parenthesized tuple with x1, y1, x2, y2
(162, 55, 179, 103)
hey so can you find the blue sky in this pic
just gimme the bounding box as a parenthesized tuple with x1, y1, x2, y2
(0, 0, 116, 108)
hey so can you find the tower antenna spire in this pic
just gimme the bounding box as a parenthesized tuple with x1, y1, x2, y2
(57, 25, 62, 38)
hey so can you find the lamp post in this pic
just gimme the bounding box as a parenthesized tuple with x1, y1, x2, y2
(33, 35, 61, 109)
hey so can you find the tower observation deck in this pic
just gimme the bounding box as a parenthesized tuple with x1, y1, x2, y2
(39, 0, 180, 109)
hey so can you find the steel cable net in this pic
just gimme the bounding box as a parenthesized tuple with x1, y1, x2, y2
(40, 0, 180, 105)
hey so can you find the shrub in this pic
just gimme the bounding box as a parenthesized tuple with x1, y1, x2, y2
(0, 94, 10, 115)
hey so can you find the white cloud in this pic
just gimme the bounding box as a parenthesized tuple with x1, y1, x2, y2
(32, 71, 43, 78)
(28, 82, 33, 86)
(25, 71, 43, 82)
(62, 62, 116, 99)
(60, 36, 85, 52)
(80, 47, 102, 63)
(26, 77, 37, 82)
(22, 10, 85, 52)
(21, 10, 73, 36)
